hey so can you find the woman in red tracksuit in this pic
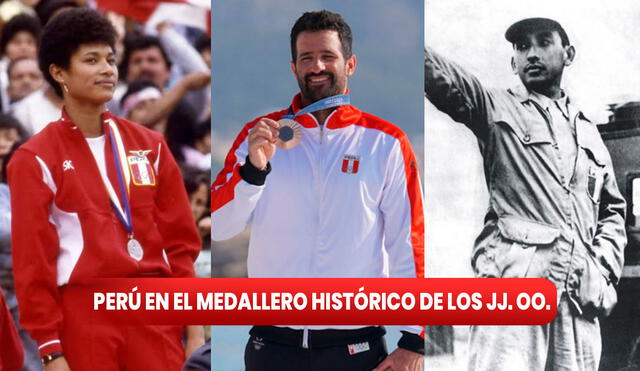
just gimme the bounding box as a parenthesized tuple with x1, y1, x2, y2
(7, 8, 203, 370)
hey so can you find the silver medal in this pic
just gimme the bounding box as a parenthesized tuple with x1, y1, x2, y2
(277, 118, 302, 150)
(127, 238, 144, 261)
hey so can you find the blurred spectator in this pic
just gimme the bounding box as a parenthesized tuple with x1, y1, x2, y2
(11, 83, 62, 135)
(111, 25, 210, 119)
(11, 1, 83, 135)
(0, 287, 23, 371)
(0, 115, 25, 176)
(121, 79, 165, 129)
(182, 118, 210, 170)
(119, 34, 172, 95)
(194, 33, 210, 67)
(34, 0, 78, 26)
(0, 13, 40, 112)
(122, 71, 208, 124)
(166, 96, 198, 163)
(183, 166, 211, 278)
(156, 23, 210, 121)
(0, 0, 38, 23)
(2, 139, 39, 371)
(7, 56, 43, 103)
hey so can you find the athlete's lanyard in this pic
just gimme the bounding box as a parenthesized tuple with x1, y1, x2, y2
(277, 94, 350, 149)
(102, 119, 143, 261)
(283, 94, 350, 120)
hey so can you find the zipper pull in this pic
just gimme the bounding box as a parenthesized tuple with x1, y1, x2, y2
(302, 327, 309, 348)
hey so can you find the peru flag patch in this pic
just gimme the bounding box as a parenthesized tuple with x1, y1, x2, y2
(341, 154, 360, 174)
(128, 150, 156, 186)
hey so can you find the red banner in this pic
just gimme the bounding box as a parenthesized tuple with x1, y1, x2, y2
(65, 278, 558, 326)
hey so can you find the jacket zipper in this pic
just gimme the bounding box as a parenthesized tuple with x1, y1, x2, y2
(302, 326, 309, 348)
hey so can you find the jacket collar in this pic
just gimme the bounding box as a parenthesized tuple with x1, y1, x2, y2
(287, 90, 362, 130)
(509, 84, 569, 105)
(59, 107, 118, 130)
(509, 84, 591, 123)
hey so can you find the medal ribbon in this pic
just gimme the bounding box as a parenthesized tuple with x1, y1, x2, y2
(102, 119, 133, 235)
(283, 94, 350, 119)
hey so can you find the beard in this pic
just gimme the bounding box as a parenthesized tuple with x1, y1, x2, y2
(296, 71, 343, 104)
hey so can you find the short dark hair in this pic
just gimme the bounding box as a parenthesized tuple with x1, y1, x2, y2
(120, 79, 160, 109)
(290, 10, 352, 61)
(38, 8, 116, 97)
(3, 140, 26, 183)
(119, 35, 171, 82)
(194, 33, 210, 54)
(35, 0, 79, 25)
(0, 14, 41, 57)
(181, 165, 210, 196)
(0, 113, 28, 142)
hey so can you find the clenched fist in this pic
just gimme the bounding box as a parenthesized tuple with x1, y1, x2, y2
(248, 118, 280, 170)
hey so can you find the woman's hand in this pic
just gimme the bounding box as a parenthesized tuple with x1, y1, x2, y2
(44, 356, 71, 371)
(185, 325, 206, 359)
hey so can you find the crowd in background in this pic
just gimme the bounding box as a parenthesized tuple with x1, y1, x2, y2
(0, 0, 212, 369)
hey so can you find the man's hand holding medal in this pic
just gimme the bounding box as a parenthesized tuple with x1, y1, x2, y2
(248, 117, 301, 170)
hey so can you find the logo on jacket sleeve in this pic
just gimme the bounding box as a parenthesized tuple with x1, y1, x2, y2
(341, 154, 360, 174)
(128, 150, 156, 186)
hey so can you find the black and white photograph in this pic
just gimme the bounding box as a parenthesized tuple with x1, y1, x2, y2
(425, 0, 640, 370)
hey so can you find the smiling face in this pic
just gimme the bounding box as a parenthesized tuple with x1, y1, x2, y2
(511, 30, 574, 95)
(290, 30, 356, 106)
(51, 43, 118, 105)
(127, 46, 170, 88)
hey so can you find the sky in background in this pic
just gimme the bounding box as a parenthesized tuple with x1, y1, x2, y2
(211, 2, 423, 368)
(425, 0, 640, 277)
(212, 0, 424, 177)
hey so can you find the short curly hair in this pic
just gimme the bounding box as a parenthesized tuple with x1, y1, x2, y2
(38, 8, 116, 97)
(0, 14, 41, 57)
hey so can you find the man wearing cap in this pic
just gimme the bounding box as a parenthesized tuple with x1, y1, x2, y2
(425, 17, 626, 370)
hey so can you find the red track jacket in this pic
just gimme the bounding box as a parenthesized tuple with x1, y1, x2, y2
(7, 110, 200, 356)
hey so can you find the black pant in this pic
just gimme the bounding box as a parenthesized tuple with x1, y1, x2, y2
(244, 327, 388, 371)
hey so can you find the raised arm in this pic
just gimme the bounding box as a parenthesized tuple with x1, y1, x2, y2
(424, 47, 495, 140)
(211, 115, 280, 241)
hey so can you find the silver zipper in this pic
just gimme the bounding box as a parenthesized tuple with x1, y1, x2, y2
(302, 327, 309, 348)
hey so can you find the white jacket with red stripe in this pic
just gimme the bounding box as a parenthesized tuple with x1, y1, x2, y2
(8, 110, 200, 356)
(212, 94, 424, 336)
